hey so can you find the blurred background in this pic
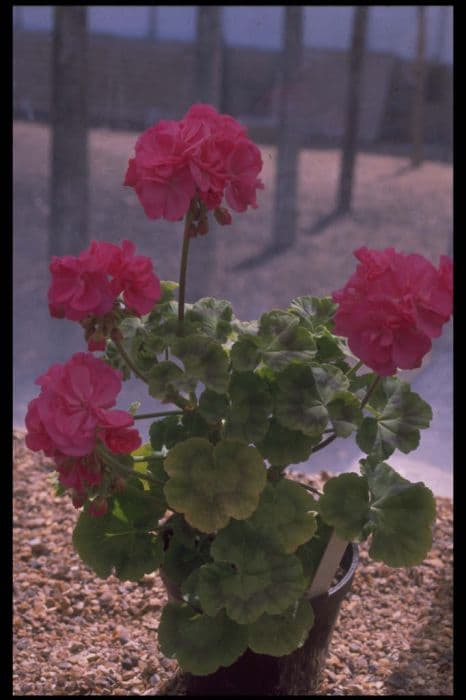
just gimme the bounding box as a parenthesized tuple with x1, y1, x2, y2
(13, 5, 453, 495)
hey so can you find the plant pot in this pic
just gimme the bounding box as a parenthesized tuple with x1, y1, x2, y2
(160, 542, 359, 696)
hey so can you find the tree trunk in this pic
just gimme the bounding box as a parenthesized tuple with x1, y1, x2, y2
(411, 6, 427, 168)
(336, 6, 369, 215)
(188, 7, 224, 302)
(271, 7, 303, 251)
(49, 6, 89, 258)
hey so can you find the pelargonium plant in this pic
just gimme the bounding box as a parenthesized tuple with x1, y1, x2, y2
(25, 104, 453, 676)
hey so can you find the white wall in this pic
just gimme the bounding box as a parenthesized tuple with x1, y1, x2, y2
(14, 5, 453, 65)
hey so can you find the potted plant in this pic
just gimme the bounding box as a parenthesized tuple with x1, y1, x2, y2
(24, 104, 453, 696)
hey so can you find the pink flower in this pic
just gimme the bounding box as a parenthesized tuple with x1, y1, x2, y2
(332, 248, 453, 376)
(48, 240, 161, 325)
(48, 254, 114, 322)
(124, 104, 263, 224)
(26, 353, 136, 457)
(108, 240, 162, 315)
(102, 426, 142, 454)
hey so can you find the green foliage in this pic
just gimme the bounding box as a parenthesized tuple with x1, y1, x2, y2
(185, 297, 233, 342)
(161, 515, 212, 586)
(198, 389, 230, 424)
(275, 364, 350, 437)
(148, 361, 196, 401)
(158, 603, 249, 675)
(318, 473, 370, 540)
(256, 419, 318, 467)
(247, 599, 315, 656)
(199, 520, 308, 624)
(72, 482, 164, 580)
(356, 377, 432, 460)
(362, 461, 436, 567)
(163, 438, 267, 532)
(249, 481, 318, 554)
(75, 284, 440, 673)
(172, 335, 230, 393)
(224, 372, 273, 443)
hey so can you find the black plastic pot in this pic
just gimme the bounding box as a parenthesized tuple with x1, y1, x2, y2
(161, 542, 359, 696)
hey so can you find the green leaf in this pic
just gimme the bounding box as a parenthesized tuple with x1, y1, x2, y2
(159, 280, 179, 303)
(161, 515, 212, 586)
(356, 377, 433, 460)
(163, 438, 267, 532)
(256, 419, 318, 467)
(327, 391, 363, 437)
(185, 297, 233, 342)
(148, 361, 196, 402)
(199, 520, 308, 624)
(72, 483, 164, 581)
(361, 461, 437, 567)
(173, 335, 230, 394)
(370, 482, 436, 567)
(289, 296, 337, 330)
(258, 310, 317, 370)
(198, 389, 230, 424)
(275, 364, 348, 437)
(224, 372, 273, 443)
(150, 415, 185, 451)
(318, 473, 370, 540)
(247, 599, 315, 656)
(158, 602, 248, 676)
(230, 337, 261, 373)
(249, 481, 318, 554)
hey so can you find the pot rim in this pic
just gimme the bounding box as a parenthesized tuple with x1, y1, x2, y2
(327, 542, 359, 598)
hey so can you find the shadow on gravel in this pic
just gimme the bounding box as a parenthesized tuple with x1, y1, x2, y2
(384, 569, 453, 694)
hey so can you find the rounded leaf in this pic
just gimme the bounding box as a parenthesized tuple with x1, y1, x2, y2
(72, 484, 164, 581)
(163, 438, 267, 532)
(318, 473, 370, 540)
(199, 520, 308, 623)
(249, 481, 318, 554)
(247, 599, 315, 656)
(158, 602, 248, 676)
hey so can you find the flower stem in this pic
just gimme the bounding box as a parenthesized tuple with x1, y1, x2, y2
(177, 207, 194, 333)
(133, 410, 184, 420)
(346, 360, 363, 379)
(311, 433, 337, 454)
(112, 335, 149, 384)
(360, 375, 382, 409)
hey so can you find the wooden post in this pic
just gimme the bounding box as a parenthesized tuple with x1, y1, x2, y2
(336, 6, 369, 215)
(188, 6, 224, 302)
(411, 6, 427, 168)
(49, 6, 89, 258)
(271, 6, 303, 252)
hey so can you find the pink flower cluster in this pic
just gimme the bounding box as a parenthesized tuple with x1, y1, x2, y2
(48, 239, 161, 327)
(124, 104, 264, 223)
(25, 353, 141, 511)
(332, 247, 453, 376)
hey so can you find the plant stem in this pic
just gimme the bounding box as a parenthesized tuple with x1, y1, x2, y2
(311, 375, 383, 455)
(346, 359, 363, 379)
(113, 335, 149, 383)
(360, 375, 382, 409)
(177, 208, 194, 333)
(290, 478, 322, 496)
(133, 410, 184, 420)
(312, 433, 337, 454)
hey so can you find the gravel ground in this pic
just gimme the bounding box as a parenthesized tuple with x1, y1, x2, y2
(13, 430, 453, 696)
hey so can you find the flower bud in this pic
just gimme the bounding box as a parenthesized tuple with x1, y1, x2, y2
(89, 498, 109, 518)
(214, 207, 232, 226)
